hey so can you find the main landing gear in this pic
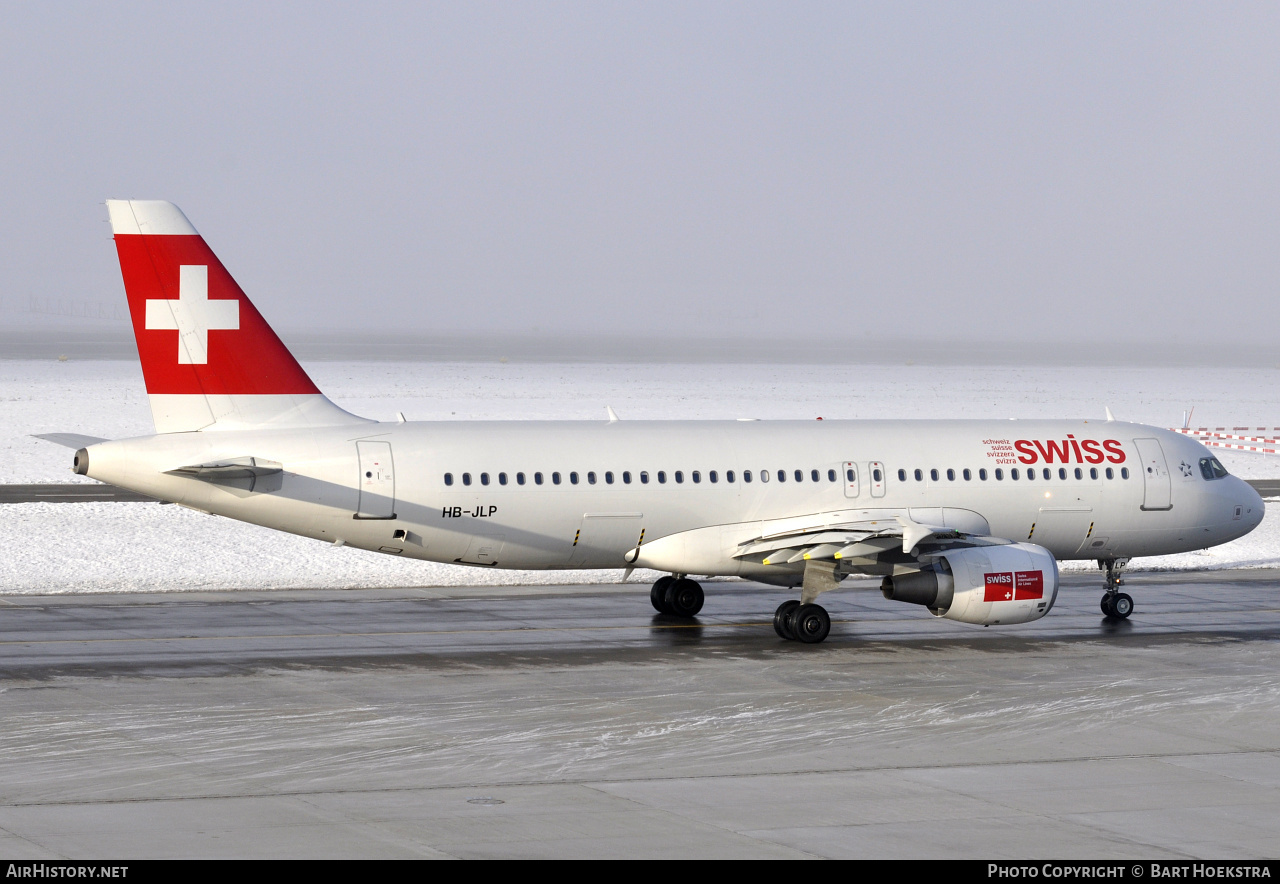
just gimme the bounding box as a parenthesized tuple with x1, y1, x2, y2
(650, 575, 705, 618)
(1099, 558, 1133, 620)
(773, 599, 831, 644)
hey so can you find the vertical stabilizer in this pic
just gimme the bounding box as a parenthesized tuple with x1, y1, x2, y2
(107, 200, 370, 433)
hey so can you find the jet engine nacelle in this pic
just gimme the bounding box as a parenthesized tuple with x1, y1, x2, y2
(880, 542, 1059, 625)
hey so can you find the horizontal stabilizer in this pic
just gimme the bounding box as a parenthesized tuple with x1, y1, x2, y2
(32, 433, 108, 449)
(166, 456, 283, 483)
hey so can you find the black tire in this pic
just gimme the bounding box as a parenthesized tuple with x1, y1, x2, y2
(1111, 592, 1133, 619)
(791, 604, 831, 644)
(1100, 595, 1114, 617)
(665, 578, 704, 618)
(651, 576, 675, 614)
(773, 600, 801, 640)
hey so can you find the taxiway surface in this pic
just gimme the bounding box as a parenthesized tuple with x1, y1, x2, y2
(1, 572, 1279, 858)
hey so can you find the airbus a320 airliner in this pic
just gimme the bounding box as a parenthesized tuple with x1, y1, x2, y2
(45, 201, 1265, 643)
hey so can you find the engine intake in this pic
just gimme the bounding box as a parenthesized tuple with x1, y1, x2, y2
(881, 542, 1059, 626)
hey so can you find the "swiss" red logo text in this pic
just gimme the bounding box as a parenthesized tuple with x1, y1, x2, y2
(984, 571, 1044, 602)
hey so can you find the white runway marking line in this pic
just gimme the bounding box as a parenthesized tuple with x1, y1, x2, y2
(6, 605, 1280, 647)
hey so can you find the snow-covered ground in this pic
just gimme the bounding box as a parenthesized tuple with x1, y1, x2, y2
(3, 358, 1279, 594)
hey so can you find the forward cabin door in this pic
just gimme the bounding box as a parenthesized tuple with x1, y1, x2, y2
(1133, 437, 1172, 511)
(356, 440, 396, 519)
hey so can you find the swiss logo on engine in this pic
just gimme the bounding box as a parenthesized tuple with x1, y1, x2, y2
(984, 570, 1044, 602)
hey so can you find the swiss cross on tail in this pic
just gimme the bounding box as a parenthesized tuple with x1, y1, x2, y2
(144, 265, 239, 365)
(108, 200, 318, 397)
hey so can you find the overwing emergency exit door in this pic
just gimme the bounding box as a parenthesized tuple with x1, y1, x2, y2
(1133, 437, 1172, 511)
(356, 440, 396, 519)
(842, 462, 860, 498)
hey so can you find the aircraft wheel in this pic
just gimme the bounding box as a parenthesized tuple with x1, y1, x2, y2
(651, 576, 675, 614)
(1110, 593, 1133, 619)
(791, 603, 831, 644)
(664, 578, 704, 618)
(774, 600, 801, 640)
(1100, 595, 1114, 617)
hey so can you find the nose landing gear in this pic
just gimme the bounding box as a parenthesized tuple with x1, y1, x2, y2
(1099, 558, 1133, 620)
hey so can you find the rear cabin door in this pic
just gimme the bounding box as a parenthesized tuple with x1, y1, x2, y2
(1133, 437, 1173, 511)
(356, 440, 396, 519)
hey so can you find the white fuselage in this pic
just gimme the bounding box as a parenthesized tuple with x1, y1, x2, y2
(82, 418, 1263, 582)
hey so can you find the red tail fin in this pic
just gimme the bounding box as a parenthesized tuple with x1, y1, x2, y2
(107, 200, 367, 432)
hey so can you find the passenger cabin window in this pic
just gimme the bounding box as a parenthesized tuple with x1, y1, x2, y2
(777, 470, 786, 482)
(499, 472, 508, 485)
(658, 471, 667, 484)
(829, 469, 837, 482)
(979, 469, 987, 480)
(517, 472, 526, 485)
(1200, 457, 1229, 480)
(1074, 468, 1082, 480)
(795, 470, 803, 482)
(760, 470, 769, 483)
(914, 469, 923, 481)
(1121, 467, 1130, 479)
(726, 470, 736, 483)
(675, 471, 684, 484)
(692, 471, 701, 483)
(963, 469, 971, 481)
(1011, 469, 1019, 480)
(1105, 468, 1113, 479)
(480, 472, 490, 486)
(535, 472, 544, 485)
(552, 472, 562, 485)
(995, 469, 1004, 480)
(930, 469, 939, 481)
(587, 471, 597, 485)
(1090, 468, 1098, 479)
(873, 468, 882, 482)
(898, 469, 907, 481)
(605, 471, 614, 484)
(570, 472, 580, 485)
(623, 471, 632, 484)
(463, 472, 472, 486)
(744, 470, 753, 483)
(640, 471, 649, 484)
(709, 471, 718, 483)
(1043, 468, 1051, 480)
(947, 469, 955, 481)
(444, 473, 454, 486)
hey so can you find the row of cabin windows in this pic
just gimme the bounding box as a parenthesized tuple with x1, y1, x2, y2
(443, 468, 843, 487)
(898, 466, 1130, 482)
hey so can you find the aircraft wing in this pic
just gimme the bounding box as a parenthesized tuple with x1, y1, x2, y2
(732, 513, 1005, 566)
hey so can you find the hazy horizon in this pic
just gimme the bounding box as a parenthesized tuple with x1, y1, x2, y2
(3, 3, 1279, 347)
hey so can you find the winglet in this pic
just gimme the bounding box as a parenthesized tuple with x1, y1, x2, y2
(1105, 407, 1115, 422)
(606, 406, 620, 422)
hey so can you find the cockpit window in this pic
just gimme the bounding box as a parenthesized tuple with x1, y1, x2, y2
(1199, 457, 1229, 480)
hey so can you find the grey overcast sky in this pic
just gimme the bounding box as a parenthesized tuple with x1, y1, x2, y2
(2, 1, 1279, 344)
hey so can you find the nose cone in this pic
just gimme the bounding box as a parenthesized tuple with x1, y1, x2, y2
(1226, 477, 1265, 540)
(1243, 479, 1266, 531)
